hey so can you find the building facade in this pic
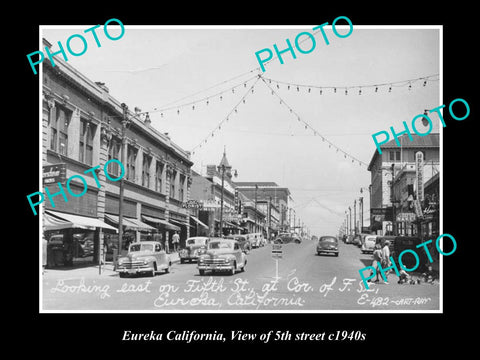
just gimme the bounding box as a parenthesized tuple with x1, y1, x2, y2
(367, 133, 439, 236)
(41, 38, 193, 267)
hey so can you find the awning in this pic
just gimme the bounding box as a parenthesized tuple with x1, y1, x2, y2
(44, 212, 75, 230)
(141, 215, 181, 231)
(225, 221, 244, 230)
(45, 210, 117, 232)
(104, 214, 156, 232)
(190, 215, 209, 230)
(170, 218, 192, 228)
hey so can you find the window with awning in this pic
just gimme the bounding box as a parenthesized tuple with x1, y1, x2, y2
(104, 214, 156, 232)
(44, 210, 117, 232)
(141, 215, 180, 231)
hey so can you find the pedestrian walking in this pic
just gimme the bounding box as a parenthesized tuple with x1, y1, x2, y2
(381, 240, 392, 284)
(368, 243, 383, 283)
(172, 231, 180, 252)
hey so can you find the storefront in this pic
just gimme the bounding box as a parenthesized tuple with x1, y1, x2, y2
(44, 210, 117, 268)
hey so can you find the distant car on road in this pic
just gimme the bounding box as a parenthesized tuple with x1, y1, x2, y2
(316, 236, 339, 256)
(197, 238, 247, 276)
(345, 234, 354, 244)
(361, 235, 377, 254)
(116, 241, 171, 278)
(248, 233, 266, 248)
(224, 235, 251, 253)
(274, 233, 302, 244)
(179, 236, 209, 264)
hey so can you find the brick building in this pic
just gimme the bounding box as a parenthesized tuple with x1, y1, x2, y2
(41, 38, 193, 267)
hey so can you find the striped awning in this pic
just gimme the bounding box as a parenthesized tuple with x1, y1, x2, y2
(45, 210, 117, 232)
(104, 214, 156, 232)
(141, 215, 181, 231)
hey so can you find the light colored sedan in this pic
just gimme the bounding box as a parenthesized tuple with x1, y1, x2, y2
(197, 238, 247, 276)
(116, 241, 171, 278)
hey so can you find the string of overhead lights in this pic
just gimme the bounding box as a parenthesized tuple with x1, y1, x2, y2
(191, 76, 262, 154)
(262, 73, 439, 95)
(147, 74, 259, 118)
(259, 75, 369, 167)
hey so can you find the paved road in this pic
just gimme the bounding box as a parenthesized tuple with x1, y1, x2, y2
(42, 239, 439, 311)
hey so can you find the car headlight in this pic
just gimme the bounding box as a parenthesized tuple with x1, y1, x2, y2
(118, 258, 125, 265)
(143, 259, 149, 265)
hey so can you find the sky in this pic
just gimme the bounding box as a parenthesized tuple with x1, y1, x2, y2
(41, 24, 441, 236)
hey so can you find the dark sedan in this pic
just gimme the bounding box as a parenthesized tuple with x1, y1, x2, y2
(316, 236, 339, 256)
(274, 233, 302, 244)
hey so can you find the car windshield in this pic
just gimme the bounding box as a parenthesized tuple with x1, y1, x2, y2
(320, 237, 337, 243)
(187, 238, 205, 246)
(130, 243, 154, 252)
(208, 242, 232, 250)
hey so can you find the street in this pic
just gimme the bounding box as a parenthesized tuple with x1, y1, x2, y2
(42, 239, 440, 311)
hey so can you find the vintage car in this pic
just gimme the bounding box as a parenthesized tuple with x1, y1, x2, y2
(116, 241, 171, 278)
(224, 235, 251, 253)
(316, 236, 339, 256)
(248, 233, 266, 248)
(197, 238, 247, 276)
(274, 232, 302, 244)
(179, 236, 209, 263)
(361, 235, 377, 254)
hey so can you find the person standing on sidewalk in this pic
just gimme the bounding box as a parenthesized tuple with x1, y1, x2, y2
(368, 243, 383, 284)
(172, 231, 180, 252)
(381, 240, 392, 284)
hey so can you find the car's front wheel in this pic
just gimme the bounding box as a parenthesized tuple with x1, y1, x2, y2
(165, 262, 171, 273)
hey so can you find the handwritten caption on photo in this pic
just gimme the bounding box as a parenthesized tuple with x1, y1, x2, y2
(49, 273, 432, 309)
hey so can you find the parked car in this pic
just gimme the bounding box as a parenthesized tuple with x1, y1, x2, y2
(316, 236, 339, 256)
(311, 235, 318, 242)
(345, 234, 354, 244)
(248, 233, 266, 248)
(179, 236, 209, 264)
(197, 238, 247, 276)
(361, 235, 377, 254)
(274, 233, 302, 244)
(116, 241, 171, 278)
(224, 235, 251, 253)
(352, 234, 363, 246)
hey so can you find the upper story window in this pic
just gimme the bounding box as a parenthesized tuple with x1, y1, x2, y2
(179, 174, 186, 201)
(126, 145, 137, 182)
(107, 137, 121, 177)
(79, 119, 96, 165)
(389, 150, 401, 162)
(50, 105, 71, 156)
(170, 170, 177, 199)
(155, 161, 164, 193)
(142, 154, 152, 188)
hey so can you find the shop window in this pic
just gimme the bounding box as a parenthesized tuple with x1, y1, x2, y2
(79, 119, 96, 165)
(51, 105, 71, 155)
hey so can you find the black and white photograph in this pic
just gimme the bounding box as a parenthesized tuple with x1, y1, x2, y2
(17, 5, 476, 353)
(38, 24, 442, 312)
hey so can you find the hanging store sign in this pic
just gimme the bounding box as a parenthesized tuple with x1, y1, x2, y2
(396, 212, 416, 222)
(415, 151, 424, 203)
(43, 163, 67, 185)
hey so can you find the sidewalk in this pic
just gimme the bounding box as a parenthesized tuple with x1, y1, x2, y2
(43, 252, 180, 279)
